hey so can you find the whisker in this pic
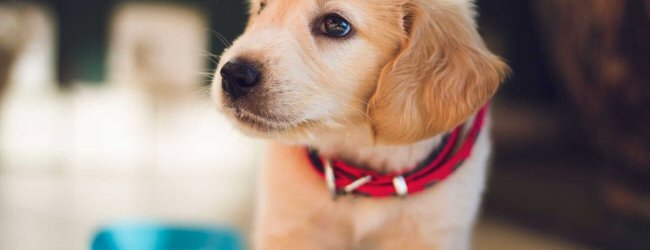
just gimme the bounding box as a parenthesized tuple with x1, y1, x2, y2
(190, 85, 213, 98)
(206, 28, 232, 47)
(195, 50, 221, 65)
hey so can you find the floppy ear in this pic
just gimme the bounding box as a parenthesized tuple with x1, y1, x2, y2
(368, 0, 509, 145)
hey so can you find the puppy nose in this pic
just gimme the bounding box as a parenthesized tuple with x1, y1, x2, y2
(220, 59, 261, 98)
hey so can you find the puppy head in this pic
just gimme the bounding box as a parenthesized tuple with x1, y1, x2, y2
(212, 0, 508, 145)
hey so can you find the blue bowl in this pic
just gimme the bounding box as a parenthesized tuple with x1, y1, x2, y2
(91, 221, 243, 250)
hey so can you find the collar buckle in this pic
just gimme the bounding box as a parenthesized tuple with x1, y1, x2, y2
(392, 176, 409, 197)
(325, 159, 374, 200)
(324, 160, 337, 200)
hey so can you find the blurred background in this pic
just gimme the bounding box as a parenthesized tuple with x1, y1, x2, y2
(0, 0, 648, 249)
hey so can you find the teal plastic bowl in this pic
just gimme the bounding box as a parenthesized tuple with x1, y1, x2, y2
(91, 222, 243, 250)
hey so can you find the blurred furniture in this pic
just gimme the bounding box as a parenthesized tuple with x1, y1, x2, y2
(535, 0, 650, 176)
(478, 0, 649, 249)
(0, 4, 26, 97)
(0, 3, 64, 174)
(44, 0, 248, 85)
(534, 0, 650, 248)
(108, 3, 207, 98)
(0, 4, 261, 249)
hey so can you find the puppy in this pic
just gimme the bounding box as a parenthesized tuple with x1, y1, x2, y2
(212, 0, 509, 249)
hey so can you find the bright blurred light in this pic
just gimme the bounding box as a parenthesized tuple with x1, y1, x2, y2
(0, 3, 261, 250)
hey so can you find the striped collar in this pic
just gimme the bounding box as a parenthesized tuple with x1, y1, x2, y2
(307, 105, 489, 198)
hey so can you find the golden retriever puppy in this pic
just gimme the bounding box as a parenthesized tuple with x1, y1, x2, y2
(212, 0, 509, 249)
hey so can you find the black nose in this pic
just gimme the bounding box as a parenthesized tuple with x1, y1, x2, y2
(220, 59, 261, 99)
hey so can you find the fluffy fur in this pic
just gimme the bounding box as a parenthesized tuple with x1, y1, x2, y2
(211, 0, 509, 249)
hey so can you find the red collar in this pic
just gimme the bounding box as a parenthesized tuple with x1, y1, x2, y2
(307, 105, 489, 198)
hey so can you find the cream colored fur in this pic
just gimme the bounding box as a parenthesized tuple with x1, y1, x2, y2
(211, 0, 508, 249)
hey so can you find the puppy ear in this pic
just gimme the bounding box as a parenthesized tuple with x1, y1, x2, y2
(368, 1, 509, 145)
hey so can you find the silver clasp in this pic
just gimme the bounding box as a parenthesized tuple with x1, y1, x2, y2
(324, 160, 373, 199)
(392, 175, 409, 197)
(324, 160, 337, 199)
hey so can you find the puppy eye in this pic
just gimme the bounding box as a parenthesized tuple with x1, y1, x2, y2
(320, 14, 351, 37)
(258, 2, 266, 14)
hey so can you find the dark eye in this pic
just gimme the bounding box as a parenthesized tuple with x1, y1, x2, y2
(320, 15, 351, 37)
(258, 2, 266, 14)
